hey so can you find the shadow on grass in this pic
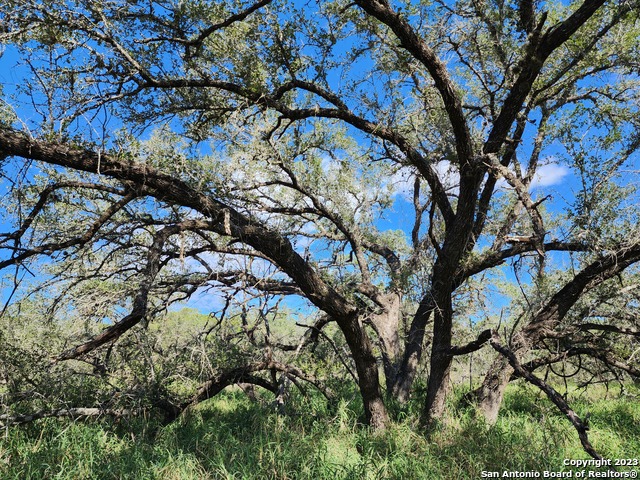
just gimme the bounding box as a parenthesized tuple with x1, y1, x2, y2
(3, 387, 639, 479)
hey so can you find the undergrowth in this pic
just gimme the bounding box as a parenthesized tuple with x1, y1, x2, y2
(1, 384, 639, 479)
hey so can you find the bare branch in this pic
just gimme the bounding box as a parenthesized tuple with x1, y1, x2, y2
(58, 220, 211, 360)
(183, 360, 333, 411)
(447, 329, 492, 356)
(490, 334, 604, 461)
(0, 407, 140, 427)
(188, 0, 274, 49)
(524, 242, 640, 342)
(578, 323, 640, 338)
(353, 0, 474, 168)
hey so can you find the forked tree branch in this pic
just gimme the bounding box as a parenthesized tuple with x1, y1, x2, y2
(353, 0, 474, 169)
(490, 333, 604, 461)
(57, 220, 213, 360)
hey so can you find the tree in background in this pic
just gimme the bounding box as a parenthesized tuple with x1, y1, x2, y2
(0, 0, 638, 447)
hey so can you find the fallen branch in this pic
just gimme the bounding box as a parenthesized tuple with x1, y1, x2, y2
(181, 360, 333, 414)
(0, 407, 139, 427)
(489, 333, 605, 462)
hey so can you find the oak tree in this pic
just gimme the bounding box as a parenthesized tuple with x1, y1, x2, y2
(0, 0, 639, 439)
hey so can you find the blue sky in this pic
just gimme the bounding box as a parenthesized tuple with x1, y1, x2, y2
(0, 35, 577, 319)
(0, 3, 636, 326)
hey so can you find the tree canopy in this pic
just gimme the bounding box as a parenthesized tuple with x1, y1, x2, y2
(0, 0, 639, 457)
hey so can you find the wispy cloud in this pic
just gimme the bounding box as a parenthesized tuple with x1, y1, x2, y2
(183, 288, 227, 312)
(531, 163, 571, 188)
(494, 158, 572, 192)
(389, 161, 460, 200)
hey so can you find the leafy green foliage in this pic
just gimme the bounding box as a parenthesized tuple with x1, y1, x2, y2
(0, 0, 639, 448)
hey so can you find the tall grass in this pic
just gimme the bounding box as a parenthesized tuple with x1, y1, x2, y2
(1, 385, 638, 479)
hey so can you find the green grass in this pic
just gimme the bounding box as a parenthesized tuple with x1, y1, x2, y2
(1, 386, 639, 479)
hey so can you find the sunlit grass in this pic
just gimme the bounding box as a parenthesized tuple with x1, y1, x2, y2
(1, 385, 638, 479)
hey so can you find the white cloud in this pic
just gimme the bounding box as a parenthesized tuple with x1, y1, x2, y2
(434, 160, 460, 194)
(388, 167, 415, 200)
(389, 161, 460, 201)
(530, 163, 571, 188)
(493, 158, 571, 192)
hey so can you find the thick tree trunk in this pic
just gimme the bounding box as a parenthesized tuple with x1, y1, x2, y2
(390, 298, 433, 403)
(421, 307, 453, 426)
(370, 293, 403, 393)
(476, 330, 531, 424)
(476, 355, 514, 424)
(339, 313, 390, 429)
(419, 166, 484, 424)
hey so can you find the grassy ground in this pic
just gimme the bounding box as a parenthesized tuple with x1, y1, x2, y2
(1, 384, 639, 479)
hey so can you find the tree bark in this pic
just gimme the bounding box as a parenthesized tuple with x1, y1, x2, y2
(421, 305, 453, 426)
(340, 312, 390, 429)
(476, 354, 515, 424)
(369, 292, 403, 393)
(477, 243, 640, 423)
(391, 293, 435, 402)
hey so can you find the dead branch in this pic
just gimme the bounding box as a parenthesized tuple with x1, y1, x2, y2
(0, 407, 139, 427)
(490, 333, 604, 461)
